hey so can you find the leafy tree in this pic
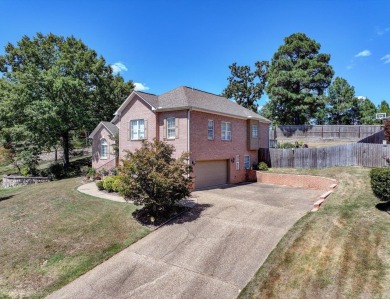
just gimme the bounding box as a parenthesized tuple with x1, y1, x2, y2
(377, 100, 390, 118)
(265, 33, 334, 125)
(119, 139, 192, 213)
(326, 77, 356, 124)
(0, 33, 133, 168)
(222, 61, 268, 112)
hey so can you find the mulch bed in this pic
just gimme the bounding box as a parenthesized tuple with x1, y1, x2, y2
(132, 205, 189, 228)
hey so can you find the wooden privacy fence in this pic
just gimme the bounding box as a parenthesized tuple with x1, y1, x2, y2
(259, 143, 390, 168)
(271, 125, 383, 140)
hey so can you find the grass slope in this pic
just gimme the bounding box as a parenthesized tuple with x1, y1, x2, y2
(239, 167, 390, 299)
(0, 178, 150, 298)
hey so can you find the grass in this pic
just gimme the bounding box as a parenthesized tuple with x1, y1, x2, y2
(0, 177, 150, 298)
(239, 167, 390, 299)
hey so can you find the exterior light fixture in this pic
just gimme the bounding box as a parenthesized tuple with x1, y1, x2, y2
(231, 157, 235, 163)
(191, 160, 196, 165)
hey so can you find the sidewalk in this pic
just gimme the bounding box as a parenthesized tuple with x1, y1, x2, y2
(77, 182, 126, 203)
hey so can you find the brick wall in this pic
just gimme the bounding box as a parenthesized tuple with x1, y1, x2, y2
(157, 110, 189, 159)
(190, 110, 258, 185)
(118, 95, 157, 160)
(91, 126, 116, 170)
(259, 122, 270, 148)
(256, 172, 337, 191)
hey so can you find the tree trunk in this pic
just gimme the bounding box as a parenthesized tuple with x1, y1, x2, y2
(54, 147, 58, 161)
(61, 132, 70, 168)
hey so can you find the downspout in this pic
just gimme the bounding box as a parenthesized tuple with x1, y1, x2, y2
(187, 109, 191, 178)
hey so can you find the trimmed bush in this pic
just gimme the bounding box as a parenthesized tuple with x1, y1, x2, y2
(112, 175, 124, 193)
(370, 167, 390, 201)
(258, 162, 269, 171)
(96, 180, 104, 190)
(103, 177, 115, 193)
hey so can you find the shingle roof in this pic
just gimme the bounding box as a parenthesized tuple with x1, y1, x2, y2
(157, 86, 270, 122)
(88, 121, 118, 138)
(114, 86, 271, 123)
(101, 121, 119, 135)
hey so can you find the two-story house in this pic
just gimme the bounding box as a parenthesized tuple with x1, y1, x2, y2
(89, 86, 271, 189)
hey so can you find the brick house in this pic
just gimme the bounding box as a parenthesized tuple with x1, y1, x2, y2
(89, 86, 271, 189)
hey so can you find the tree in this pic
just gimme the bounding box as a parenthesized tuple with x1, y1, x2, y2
(119, 140, 192, 213)
(326, 77, 356, 124)
(222, 61, 268, 112)
(265, 33, 334, 125)
(356, 97, 377, 124)
(377, 100, 390, 118)
(0, 33, 134, 168)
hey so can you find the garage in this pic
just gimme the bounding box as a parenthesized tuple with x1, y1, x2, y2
(195, 160, 228, 189)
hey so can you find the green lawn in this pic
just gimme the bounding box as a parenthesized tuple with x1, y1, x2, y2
(239, 167, 390, 299)
(0, 178, 150, 298)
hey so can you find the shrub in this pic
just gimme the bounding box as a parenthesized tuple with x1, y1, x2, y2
(370, 167, 390, 201)
(96, 180, 104, 190)
(87, 167, 96, 178)
(258, 162, 269, 171)
(103, 177, 115, 193)
(120, 139, 192, 212)
(112, 175, 124, 193)
(277, 142, 296, 149)
(47, 162, 65, 179)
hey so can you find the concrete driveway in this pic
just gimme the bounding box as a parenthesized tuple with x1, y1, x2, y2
(47, 183, 323, 299)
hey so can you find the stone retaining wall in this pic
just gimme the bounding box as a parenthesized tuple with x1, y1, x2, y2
(2, 175, 50, 188)
(255, 172, 337, 191)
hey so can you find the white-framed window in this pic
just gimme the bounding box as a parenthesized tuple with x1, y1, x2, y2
(167, 117, 176, 139)
(208, 120, 214, 140)
(244, 155, 250, 170)
(221, 121, 232, 141)
(100, 139, 108, 159)
(252, 124, 258, 138)
(236, 155, 240, 170)
(130, 119, 145, 140)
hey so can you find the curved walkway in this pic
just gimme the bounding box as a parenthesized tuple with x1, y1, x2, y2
(77, 182, 126, 203)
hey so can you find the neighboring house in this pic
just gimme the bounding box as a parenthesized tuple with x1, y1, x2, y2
(89, 86, 271, 189)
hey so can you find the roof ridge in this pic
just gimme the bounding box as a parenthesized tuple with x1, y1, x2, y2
(182, 86, 225, 98)
(134, 90, 158, 96)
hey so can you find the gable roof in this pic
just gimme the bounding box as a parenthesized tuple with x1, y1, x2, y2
(113, 86, 271, 123)
(88, 121, 119, 138)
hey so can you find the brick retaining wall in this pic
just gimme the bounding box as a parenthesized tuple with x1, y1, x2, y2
(255, 172, 337, 191)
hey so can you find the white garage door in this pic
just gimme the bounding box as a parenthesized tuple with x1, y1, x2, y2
(195, 160, 228, 189)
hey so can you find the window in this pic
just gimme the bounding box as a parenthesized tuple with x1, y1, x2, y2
(252, 124, 258, 138)
(208, 120, 214, 140)
(244, 155, 250, 170)
(221, 121, 232, 141)
(167, 117, 176, 139)
(100, 139, 108, 159)
(130, 119, 145, 140)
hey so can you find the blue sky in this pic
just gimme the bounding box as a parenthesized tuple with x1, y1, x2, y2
(1, 0, 389, 107)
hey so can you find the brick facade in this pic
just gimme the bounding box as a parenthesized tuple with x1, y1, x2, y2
(91, 94, 271, 189)
(117, 95, 157, 160)
(91, 126, 116, 171)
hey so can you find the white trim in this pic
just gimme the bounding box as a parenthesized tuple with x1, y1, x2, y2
(130, 119, 145, 140)
(208, 119, 214, 140)
(221, 121, 232, 141)
(167, 117, 176, 139)
(100, 138, 109, 160)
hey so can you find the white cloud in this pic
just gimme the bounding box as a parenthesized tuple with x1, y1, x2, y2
(355, 50, 371, 57)
(376, 27, 390, 36)
(381, 54, 390, 64)
(110, 62, 128, 74)
(134, 83, 150, 91)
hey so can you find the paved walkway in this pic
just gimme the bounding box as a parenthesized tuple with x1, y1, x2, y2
(77, 182, 126, 203)
(48, 183, 322, 299)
